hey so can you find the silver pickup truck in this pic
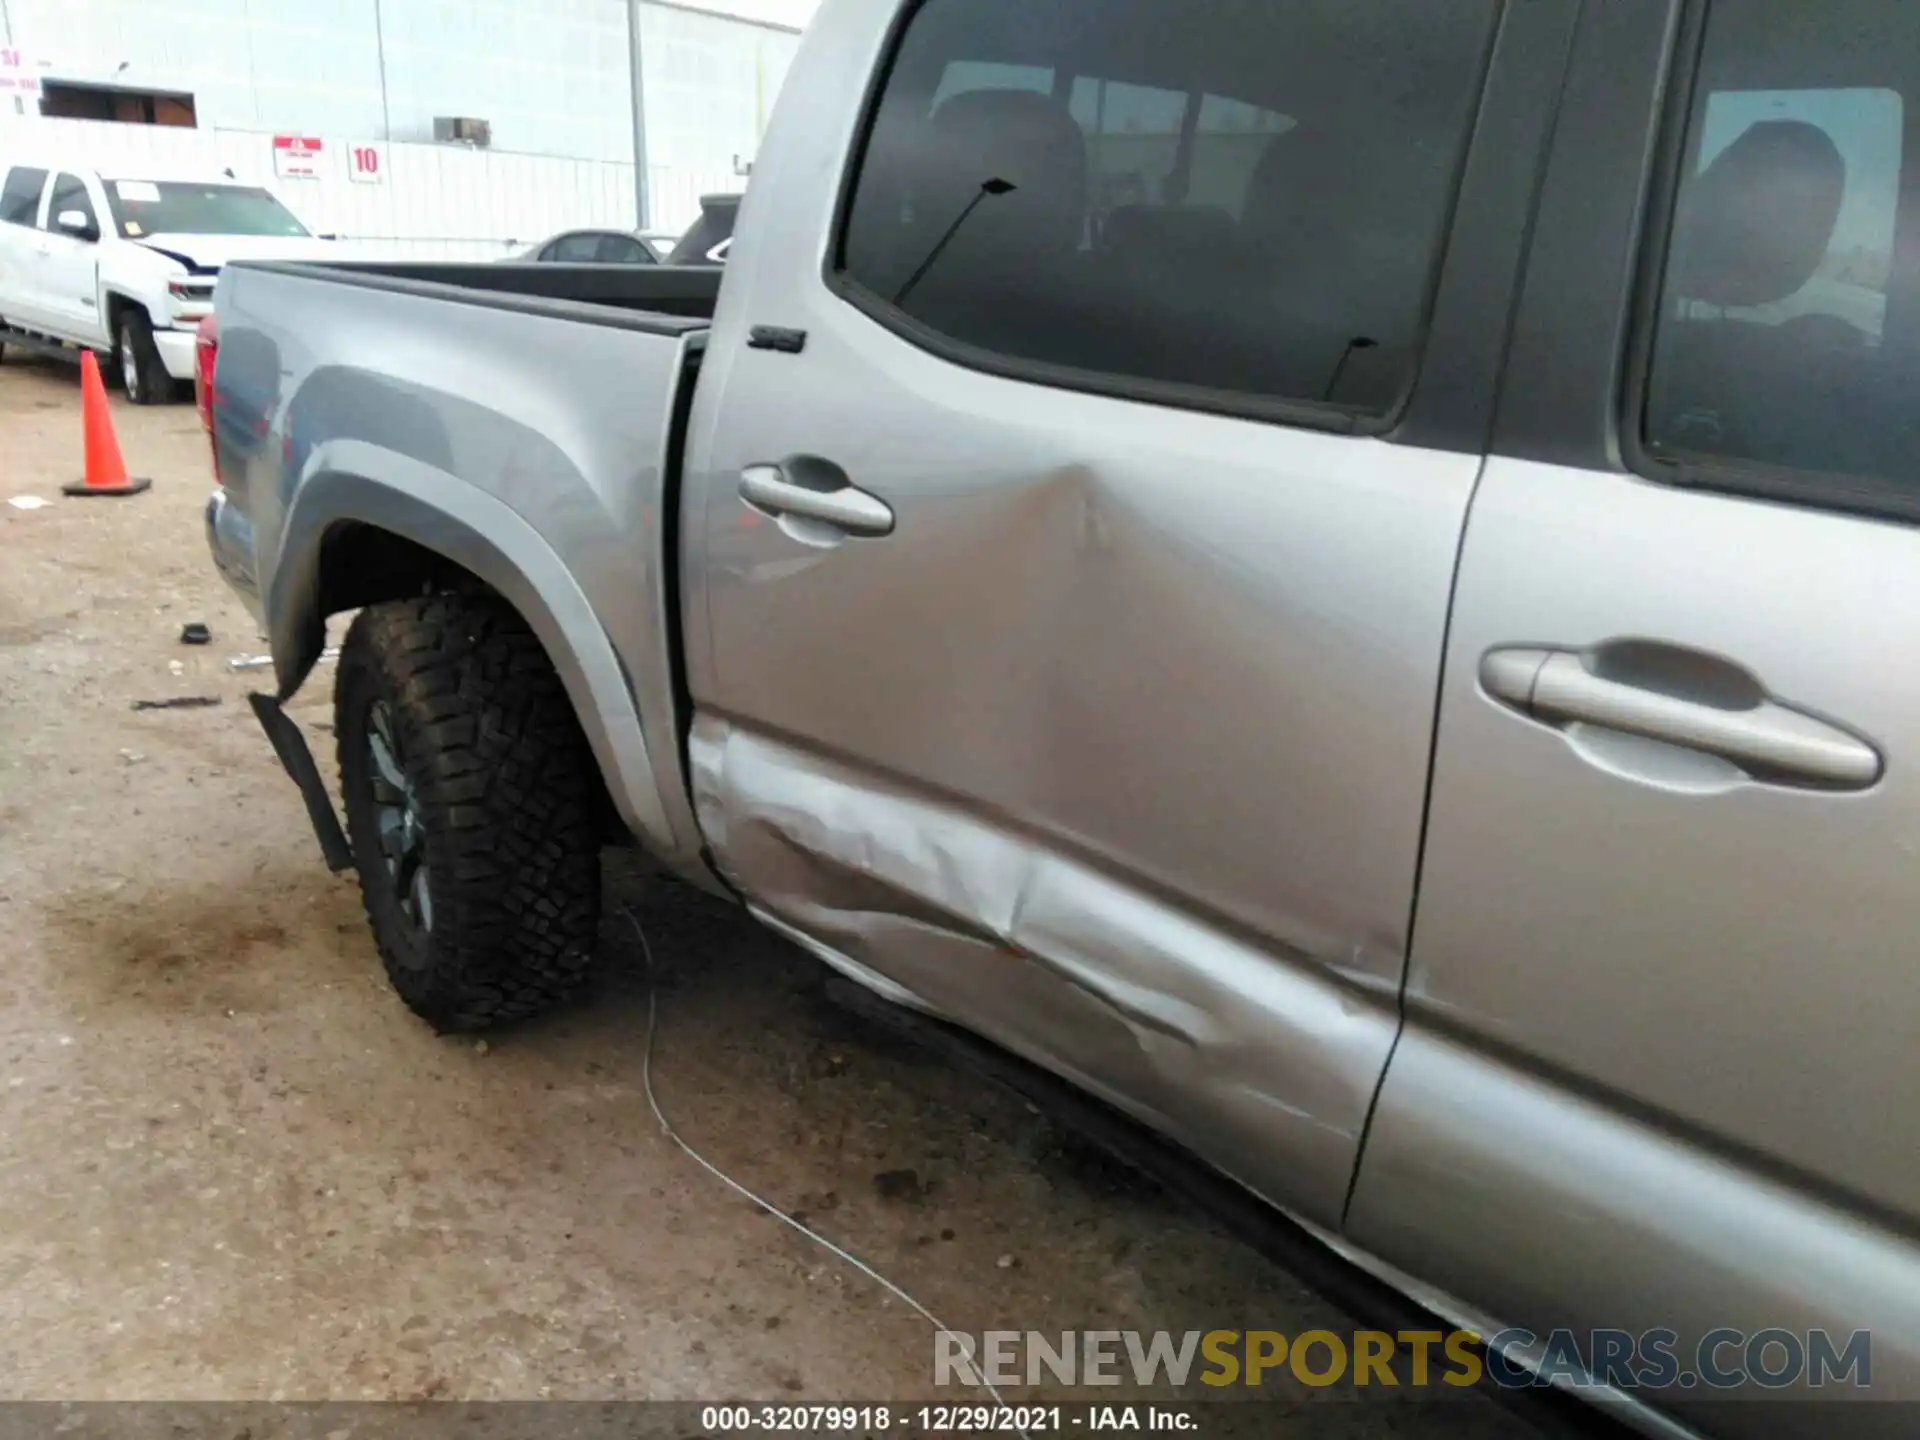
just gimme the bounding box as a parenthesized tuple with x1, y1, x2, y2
(202, 0, 1920, 1431)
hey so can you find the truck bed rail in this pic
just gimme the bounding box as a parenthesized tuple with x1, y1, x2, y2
(231, 260, 721, 331)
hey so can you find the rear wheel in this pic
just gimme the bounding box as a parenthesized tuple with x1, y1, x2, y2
(116, 308, 175, 404)
(336, 593, 603, 1031)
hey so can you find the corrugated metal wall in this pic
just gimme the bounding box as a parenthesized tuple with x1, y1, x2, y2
(642, 5, 796, 180)
(0, 0, 800, 173)
(0, 114, 740, 254)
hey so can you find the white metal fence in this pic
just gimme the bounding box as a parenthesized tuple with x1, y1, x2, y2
(0, 115, 741, 257)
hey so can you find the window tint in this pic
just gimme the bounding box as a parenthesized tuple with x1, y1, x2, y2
(1072, 79, 1191, 216)
(838, 0, 1499, 416)
(1064, 83, 1295, 224)
(1645, 0, 1920, 498)
(593, 234, 652, 263)
(1191, 95, 1297, 217)
(932, 62, 1052, 107)
(47, 173, 97, 235)
(0, 166, 47, 225)
(548, 233, 604, 262)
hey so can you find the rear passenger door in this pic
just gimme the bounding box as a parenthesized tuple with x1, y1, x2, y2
(0, 165, 52, 332)
(1349, 0, 1920, 1423)
(684, 0, 1573, 1227)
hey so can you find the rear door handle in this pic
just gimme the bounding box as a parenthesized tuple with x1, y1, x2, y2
(1481, 646, 1882, 790)
(740, 458, 894, 537)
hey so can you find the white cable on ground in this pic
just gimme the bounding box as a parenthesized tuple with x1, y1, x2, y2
(624, 908, 1027, 1428)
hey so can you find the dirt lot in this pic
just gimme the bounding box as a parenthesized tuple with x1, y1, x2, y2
(0, 353, 1549, 1433)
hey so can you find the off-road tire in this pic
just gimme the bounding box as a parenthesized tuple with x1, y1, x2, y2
(117, 308, 176, 405)
(336, 593, 602, 1031)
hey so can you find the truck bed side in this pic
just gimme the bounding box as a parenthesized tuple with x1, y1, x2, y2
(206, 260, 720, 876)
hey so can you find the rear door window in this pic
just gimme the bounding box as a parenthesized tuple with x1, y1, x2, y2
(836, 0, 1501, 419)
(0, 166, 47, 226)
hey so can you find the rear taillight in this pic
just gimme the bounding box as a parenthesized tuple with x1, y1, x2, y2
(194, 314, 222, 484)
(194, 313, 219, 454)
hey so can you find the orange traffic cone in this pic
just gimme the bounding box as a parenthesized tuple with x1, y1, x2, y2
(62, 351, 151, 498)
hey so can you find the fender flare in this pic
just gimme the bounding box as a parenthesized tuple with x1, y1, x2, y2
(101, 286, 160, 329)
(267, 439, 686, 858)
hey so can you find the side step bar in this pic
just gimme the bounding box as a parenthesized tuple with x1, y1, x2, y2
(0, 327, 96, 366)
(246, 691, 353, 873)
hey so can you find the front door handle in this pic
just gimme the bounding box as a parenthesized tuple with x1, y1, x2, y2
(1481, 646, 1882, 790)
(740, 459, 894, 538)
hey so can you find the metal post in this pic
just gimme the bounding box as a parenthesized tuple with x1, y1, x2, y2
(626, 0, 651, 231)
(0, 0, 16, 116)
(0, 0, 16, 118)
(372, 0, 392, 142)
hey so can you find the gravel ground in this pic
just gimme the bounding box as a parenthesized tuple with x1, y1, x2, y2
(0, 352, 1550, 1435)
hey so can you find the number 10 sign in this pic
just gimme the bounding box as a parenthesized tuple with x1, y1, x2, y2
(350, 145, 386, 184)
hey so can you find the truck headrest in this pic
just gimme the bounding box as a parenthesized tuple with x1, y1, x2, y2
(1674, 119, 1846, 310)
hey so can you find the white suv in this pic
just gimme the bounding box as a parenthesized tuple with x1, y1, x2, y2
(0, 160, 335, 402)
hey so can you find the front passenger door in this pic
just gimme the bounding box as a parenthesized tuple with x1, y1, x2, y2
(685, 0, 1574, 1227)
(39, 172, 104, 343)
(1349, 0, 1920, 1424)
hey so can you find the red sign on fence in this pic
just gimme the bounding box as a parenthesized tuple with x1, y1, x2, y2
(272, 135, 324, 180)
(350, 144, 385, 183)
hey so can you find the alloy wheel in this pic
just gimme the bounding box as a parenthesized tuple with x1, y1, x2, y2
(366, 700, 434, 944)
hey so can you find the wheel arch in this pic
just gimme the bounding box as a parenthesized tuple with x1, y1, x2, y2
(102, 288, 152, 338)
(334, 591, 606, 1032)
(269, 447, 693, 863)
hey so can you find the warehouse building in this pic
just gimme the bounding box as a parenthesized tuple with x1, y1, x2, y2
(0, 0, 806, 245)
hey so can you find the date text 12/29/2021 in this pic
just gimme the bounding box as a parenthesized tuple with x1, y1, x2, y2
(700, 1404, 1199, 1433)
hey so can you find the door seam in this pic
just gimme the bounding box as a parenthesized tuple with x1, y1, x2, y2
(1340, 0, 1589, 1230)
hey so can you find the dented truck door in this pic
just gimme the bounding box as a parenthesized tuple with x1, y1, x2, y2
(680, 0, 1570, 1227)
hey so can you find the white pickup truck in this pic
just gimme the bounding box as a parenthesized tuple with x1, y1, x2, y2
(0, 159, 333, 402)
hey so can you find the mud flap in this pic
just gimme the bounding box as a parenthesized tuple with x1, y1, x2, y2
(247, 691, 353, 873)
